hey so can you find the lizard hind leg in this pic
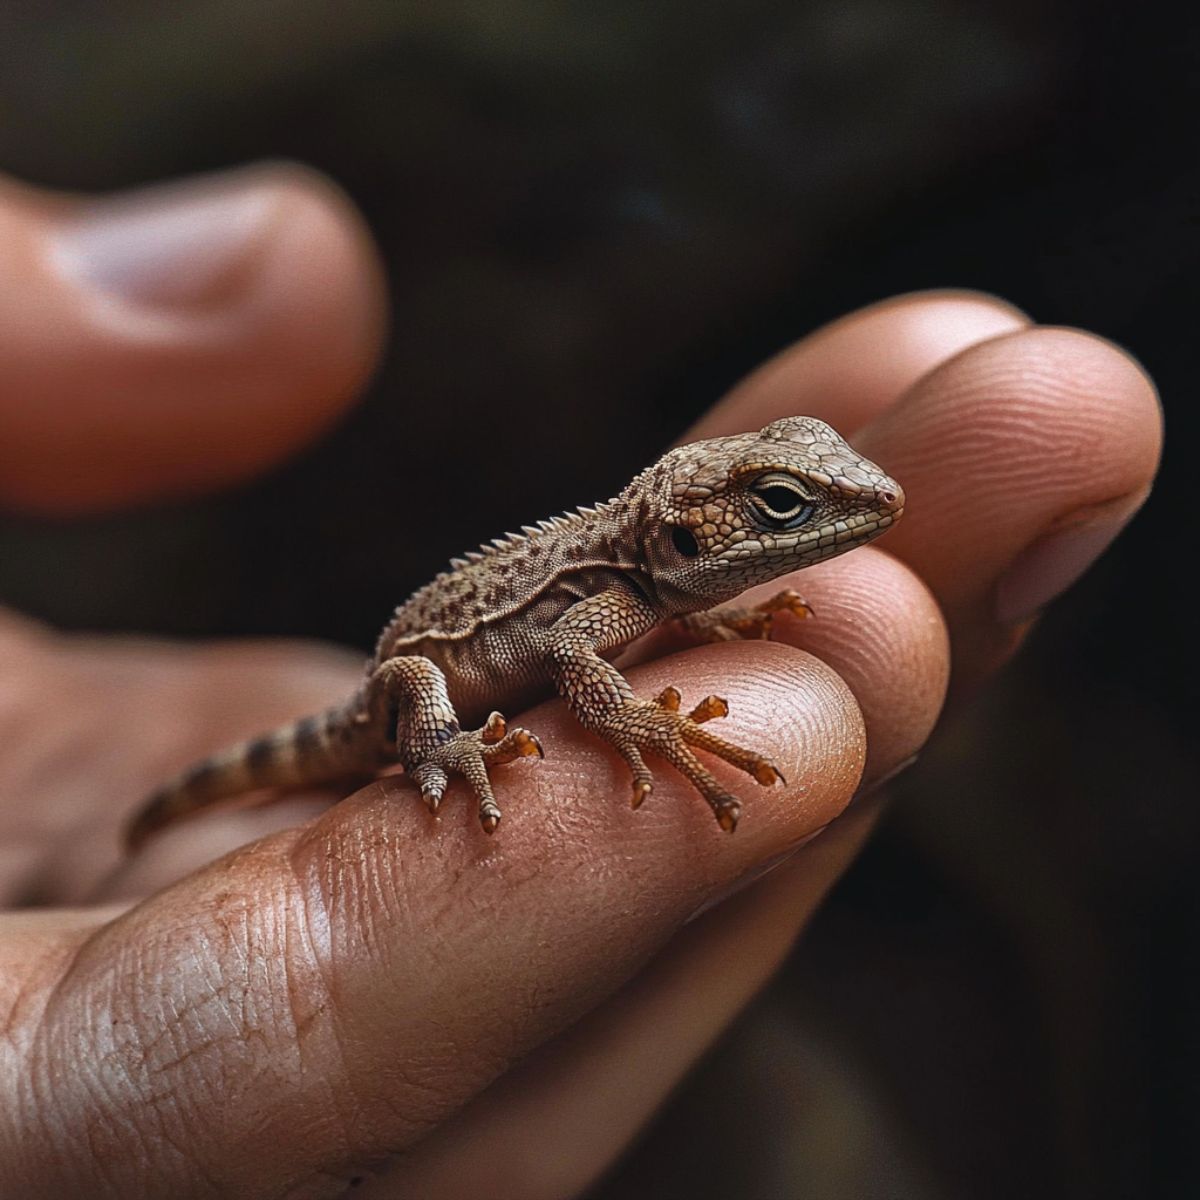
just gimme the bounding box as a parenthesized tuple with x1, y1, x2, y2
(375, 658, 543, 833)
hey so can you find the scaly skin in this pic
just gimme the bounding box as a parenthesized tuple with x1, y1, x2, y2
(126, 416, 904, 848)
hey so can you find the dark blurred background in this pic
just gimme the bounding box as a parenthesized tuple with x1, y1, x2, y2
(0, 2, 1195, 1197)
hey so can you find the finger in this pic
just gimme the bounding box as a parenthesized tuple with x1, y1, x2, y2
(847, 328, 1161, 685)
(690, 288, 1030, 441)
(4, 645, 870, 1197)
(377, 549, 946, 1200)
(0, 162, 385, 514)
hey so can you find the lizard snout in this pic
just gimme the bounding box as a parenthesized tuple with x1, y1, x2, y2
(876, 480, 905, 515)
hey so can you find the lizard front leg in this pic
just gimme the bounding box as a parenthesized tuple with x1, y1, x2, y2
(372, 657, 543, 832)
(673, 587, 813, 643)
(547, 585, 784, 832)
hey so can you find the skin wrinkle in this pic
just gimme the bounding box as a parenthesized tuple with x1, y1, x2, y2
(31, 958, 192, 1198)
(26, 881, 301, 1195)
(294, 832, 474, 1155)
(25, 937, 126, 1180)
(138, 923, 248, 1075)
(186, 884, 332, 1193)
(0, 943, 78, 1189)
(217, 891, 337, 1183)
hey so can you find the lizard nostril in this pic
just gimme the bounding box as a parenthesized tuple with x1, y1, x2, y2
(877, 484, 905, 512)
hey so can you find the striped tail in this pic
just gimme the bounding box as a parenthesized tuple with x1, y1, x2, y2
(125, 697, 373, 851)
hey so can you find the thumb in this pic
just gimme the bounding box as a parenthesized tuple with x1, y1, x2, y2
(0, 162, 386, 515)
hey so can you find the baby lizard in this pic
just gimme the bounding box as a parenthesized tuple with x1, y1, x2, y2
(126, 416, 903, 848)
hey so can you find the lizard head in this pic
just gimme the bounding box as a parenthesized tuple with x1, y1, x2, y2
(636, 415, 905, 608)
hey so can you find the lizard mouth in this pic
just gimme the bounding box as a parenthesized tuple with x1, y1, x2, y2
(802, 503, 903, 552)
(814, 506, 901, 555)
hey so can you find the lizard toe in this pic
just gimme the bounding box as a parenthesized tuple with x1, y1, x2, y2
(688, 694, 729, 724)
(480, 710, 508, 744)
(410, 762, 449, 814)
(714, 797, 741, 833)
(402, 718, 543, 829)
(595, 694, 779, 831)
(481, 724, 544, 764)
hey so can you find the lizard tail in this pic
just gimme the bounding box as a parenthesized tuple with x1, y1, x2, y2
(125, 699, 374, 852)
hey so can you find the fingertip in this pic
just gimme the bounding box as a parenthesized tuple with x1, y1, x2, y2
(1030, 325, 1164, 484)
(0, 161, 387, 514)
(695, 288, 1031, 440)
(740, 548, 950, 783)
(841, 323, 1163, 684)
(861, 324, 1164, 595)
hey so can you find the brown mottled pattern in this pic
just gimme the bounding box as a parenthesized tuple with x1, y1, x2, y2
(126, 417, 903, 847)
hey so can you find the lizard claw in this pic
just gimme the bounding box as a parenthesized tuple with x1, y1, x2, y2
(404, 716, 543, 830)
(480, 711, 508, 744)
(769, 588, 814, 621)
(411, 762, 449, 814)
(754, 761, 786, 787)
(715, 799, 741, 833)
(688, 695, 729, 723)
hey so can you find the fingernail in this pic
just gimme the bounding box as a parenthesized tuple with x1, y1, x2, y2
(994, 491, 1147, 625)
(47, 166, 281, 309)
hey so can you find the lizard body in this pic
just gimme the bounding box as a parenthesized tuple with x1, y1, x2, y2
(127, 416, 903, 848)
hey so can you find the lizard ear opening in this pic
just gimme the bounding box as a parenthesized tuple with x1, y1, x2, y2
(670, 525, 700, 558)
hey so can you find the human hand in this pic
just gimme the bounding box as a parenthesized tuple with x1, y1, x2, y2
(0, 164, 1161, 1198)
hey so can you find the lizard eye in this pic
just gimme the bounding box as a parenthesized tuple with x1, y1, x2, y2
(748, 476, 814, 530)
